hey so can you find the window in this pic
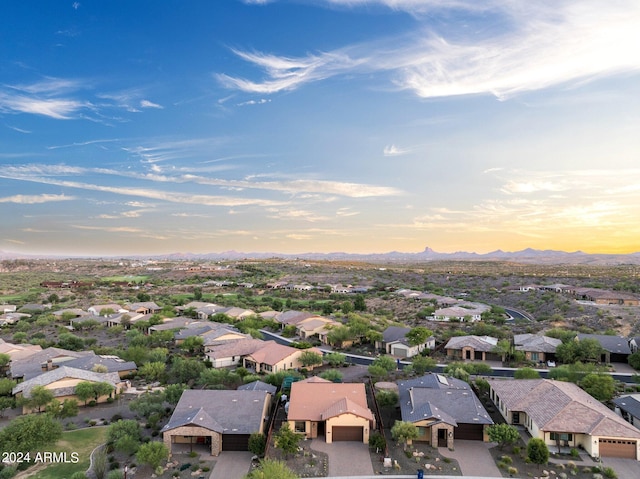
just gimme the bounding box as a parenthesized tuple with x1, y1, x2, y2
(550, 432, 573, 442)
(294, 421, 306, 433)
(531, 352, 539, 361)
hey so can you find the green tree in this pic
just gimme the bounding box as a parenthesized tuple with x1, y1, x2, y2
(0, 396, 16, 417)
(245, 458, 299, 479)
(514, 367, 541, 379)
(299, 350, 323, 369)
(371, 355, 396, 373)
(180, 336, 204, 355)
(412, 355, 436, 375)
(92, 382, 115, 401)
(163, 383, 187, 405)
(341, 301, 354, 315)
(273, 423, 302, 458)
(368, 431, 386, 452)
(629, 351, 640, 370)
(248, 432, 266, 457)
(108, 419, 142, 455)
(527, 438, 549, 468)
(129, 391, 165, 419)
(376, 389, 399, 408)
(57, 332, 85, 351)
(25, 385, 55, 412)
(0, 413, 62, 452)
(492, 339, 513, 362)
(326, 325, 354, 348)
(0, 378, 16, 396)
(0, 353, 10, 371)
(136, 441, 169, 470)
(575, 339, 605, 363)
(169, 357, 206, 384)
(138, 361, 167, 382)
(46, 398, 79, 418)
(391, 420, 419, 450)
(580, 373, 616, 401)
(367, 365, 388, 379)
(324, 352, 346, 367)
(405, 327, 433, 347)
(75, 382, 96, 405)
(354, 295, 366, 311)
(486, 423, 520, 450)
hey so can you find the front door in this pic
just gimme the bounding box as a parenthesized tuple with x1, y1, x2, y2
(437, 429, 447, 447)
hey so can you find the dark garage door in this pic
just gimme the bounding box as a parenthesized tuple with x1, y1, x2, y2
(222, 434, 250, 451)
(599, 439, 636, 459)
(454, 423, 484, 441)
(332, 426, 363, 442)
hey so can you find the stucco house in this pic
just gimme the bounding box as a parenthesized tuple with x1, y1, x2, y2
(124, 301, 162, 315)
(162, 389, 271, 456)
(204, 338, 265, 368)
(514, 334, 561, 363)
(295, 316, 341, 340)
(430, 302, 490, 322)
(396, 373, 493, 448)
(377, 326, 435, 358)
(575, 333, 632, 363)
(12, 365, 125, 413)
(489, 378, 640, 460)
(243, 341, 322, 373)
(444, 335, 500, 361)
(9, 347, 94, 381)
(287, 379, 375, 443)
(0, 339, 42, 361)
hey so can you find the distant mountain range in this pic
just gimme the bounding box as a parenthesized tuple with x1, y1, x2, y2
(2, 247, 640, 265)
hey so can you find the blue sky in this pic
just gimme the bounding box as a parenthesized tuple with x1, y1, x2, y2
(1, 0, 639, 256)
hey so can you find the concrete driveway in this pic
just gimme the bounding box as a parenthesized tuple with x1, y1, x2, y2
(209, 451, 253, 479)
(601, 457, 640, 479)
(438, 440, 502, 477)
(310, 439, 374, 476)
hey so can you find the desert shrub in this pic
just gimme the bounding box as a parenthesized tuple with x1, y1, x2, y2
(602, 467, 617, 479)
(508, 467, 518, 475)
(500, 455, 512, 465)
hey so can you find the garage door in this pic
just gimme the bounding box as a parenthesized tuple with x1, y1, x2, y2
(599, 439, 636, 459)
(332, 426, 363, 442)
(222, 434, 250, 451)
(454, 423, 484, 441)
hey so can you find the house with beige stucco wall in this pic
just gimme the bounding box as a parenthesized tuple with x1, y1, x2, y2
(242, 341, 322, 373)
(489, 378, 640, 460)
(12, 365, 125, 414)
(287, 378, 375, 444)
(162, 389, 271, 456)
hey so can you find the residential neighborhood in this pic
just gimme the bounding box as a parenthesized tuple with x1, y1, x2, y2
(1, 258, 640, 479)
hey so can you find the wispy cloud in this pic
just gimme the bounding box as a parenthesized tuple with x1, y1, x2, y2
(266, 207, 329, 222)
(383, 144, 411, 157)
(140, 99, 163, 109)
(222, 1, 640, 100)
(0, 193, 76, 204)
(0, 163, 402, 199)
(217, 49, 363, 94)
